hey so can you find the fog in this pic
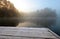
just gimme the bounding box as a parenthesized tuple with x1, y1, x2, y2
(0, 0, 60, 36)
(18, 8, 57, 28)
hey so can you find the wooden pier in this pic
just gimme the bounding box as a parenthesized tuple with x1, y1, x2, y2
(0, 27, 59, 39)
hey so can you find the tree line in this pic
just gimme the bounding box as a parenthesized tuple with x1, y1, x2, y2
(0, 0, 57, 27)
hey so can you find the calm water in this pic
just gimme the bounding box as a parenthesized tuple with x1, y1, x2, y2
(49, 13, 60, 36)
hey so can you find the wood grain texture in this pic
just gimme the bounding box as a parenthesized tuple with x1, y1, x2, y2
(0, 27, 59, 39)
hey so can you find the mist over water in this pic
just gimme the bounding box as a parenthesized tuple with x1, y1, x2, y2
(8, 0, 60, 36)
(0, 0, 60, 37)
(17, 8, 60, 36)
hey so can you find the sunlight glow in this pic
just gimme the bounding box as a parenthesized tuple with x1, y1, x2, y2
(9, 0, 31, 12)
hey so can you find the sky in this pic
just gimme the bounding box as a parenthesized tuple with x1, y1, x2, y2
(27, 0, 60, 11)
(9, 0, 60, 12)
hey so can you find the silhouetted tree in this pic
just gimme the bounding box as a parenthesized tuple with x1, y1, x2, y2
(0, 0, 23, 27)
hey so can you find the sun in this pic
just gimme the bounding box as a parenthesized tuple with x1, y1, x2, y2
(9, 0, 31, 12)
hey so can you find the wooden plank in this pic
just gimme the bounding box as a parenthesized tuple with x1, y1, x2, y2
(0, 27, 59, 39)
(0, 36, 44, 39)
(48, 29, 60, 39)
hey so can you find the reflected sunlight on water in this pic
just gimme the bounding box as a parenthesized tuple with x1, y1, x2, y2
(17, 21, 37, 27)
